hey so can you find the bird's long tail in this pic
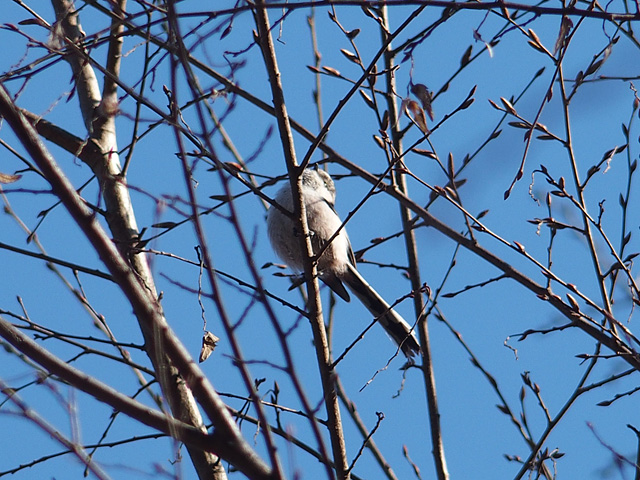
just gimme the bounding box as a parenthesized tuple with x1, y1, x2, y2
(342, 264, 420, 358)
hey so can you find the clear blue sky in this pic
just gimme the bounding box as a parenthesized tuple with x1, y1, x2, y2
(1, 1, 639, 479)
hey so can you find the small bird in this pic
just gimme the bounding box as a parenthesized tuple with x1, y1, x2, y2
(267, 168, 420, 357)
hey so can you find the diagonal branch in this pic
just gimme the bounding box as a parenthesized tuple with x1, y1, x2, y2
(253, 1, 348, 479)
(0, 317, 227, 455)
(96, 13, 640, 373)
(49, 1, 228, 477)
(378, 5, 449, 480)
(0, 82, 273, 480)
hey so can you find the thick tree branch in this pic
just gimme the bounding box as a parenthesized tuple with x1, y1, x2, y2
(0, 83, 274, 480)
(378, 6, 449, 480)
(74, 7, 640, 373)
(253, 1, 349, 479)
(142, 33, 640, 372)
(0, 317, 225, 454)
(49, 1, 227, 478)
(200, 1, 640, 22)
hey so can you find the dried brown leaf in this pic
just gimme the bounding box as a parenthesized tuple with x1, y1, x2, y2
(554, 17, 573, 55)
(410, 83, 434, 120)
(199, 331, 220, 363)
(404, 100, 429, 133)
(0, 172, 21, 184)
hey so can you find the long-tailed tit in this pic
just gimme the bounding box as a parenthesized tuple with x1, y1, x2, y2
(267, 168, 420, 357)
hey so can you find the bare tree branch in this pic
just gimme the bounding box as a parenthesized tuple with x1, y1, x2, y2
(0, 83, 274, 480)
(253, 1, 348, 478)
(49, 1, 227, 477)
(0, 317, 227, 455)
